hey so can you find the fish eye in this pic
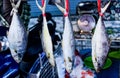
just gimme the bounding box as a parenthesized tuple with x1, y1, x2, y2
(98, 63, 100, 66)
(67, 62, 72, 69)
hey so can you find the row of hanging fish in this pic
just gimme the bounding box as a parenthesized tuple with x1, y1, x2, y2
(55, 0, 111, 73)
(1, 0, 111, 75)
(36, 0, 75, 73)
(92, 0, 111, 72)
(35, 0, 111, 74)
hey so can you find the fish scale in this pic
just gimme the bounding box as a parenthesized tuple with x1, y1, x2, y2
(92, 1, 111, 72)
(36, 0, 55, 67)
(92, 17, 110, 72)
(8, 0, 28, 63)
(41, 17, 54, 61)
(62, 16, 75, 70)
(55, 0, 75, 73)
(62, 15, 75, 73)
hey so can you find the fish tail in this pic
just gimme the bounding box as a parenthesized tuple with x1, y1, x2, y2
(101, 0, 111, 14)
(49, 55, 55, 67)
(10, 0, 21, 16)
(55, 3, 65, 14)
(10, 49, 21, 63)
(65, 0, 69, 12)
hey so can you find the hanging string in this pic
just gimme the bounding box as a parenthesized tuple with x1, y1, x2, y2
(65, 0, 69, 12)
(97, 0, 103, 16)
(64, 0, 69, 17)
(97, 0, 101, 13)
(41, 0, 46, 16)
(42, 0, 44, 7)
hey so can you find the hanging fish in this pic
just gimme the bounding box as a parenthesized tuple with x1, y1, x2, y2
(36, 0, 55, 66)
(92, 0, 111, 72)
(8, 0, 28, 63)
(55, 0, 75, 73)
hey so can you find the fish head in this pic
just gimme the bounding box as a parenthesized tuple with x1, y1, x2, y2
(10, 49, 22, 63)
(93, 56, 105, 72)
(48, 57, 55, 67)
(65, 61, 72, 73)
(47, 53, 55, 67)
(95, 63, 102, 73)
(65, 57, 73, 73)
(10, 0, 21, 16)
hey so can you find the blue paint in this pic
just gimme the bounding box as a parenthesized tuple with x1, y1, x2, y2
(28, 0, 81, 17)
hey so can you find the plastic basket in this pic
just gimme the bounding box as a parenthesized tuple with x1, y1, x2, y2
(28, 44, 62, 78)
